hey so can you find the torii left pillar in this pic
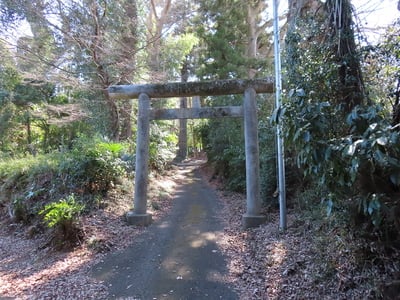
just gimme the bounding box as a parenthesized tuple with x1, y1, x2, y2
(126, 93, 152, 225)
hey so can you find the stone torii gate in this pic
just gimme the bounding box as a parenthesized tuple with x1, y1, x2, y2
(107, 78, 274, 229)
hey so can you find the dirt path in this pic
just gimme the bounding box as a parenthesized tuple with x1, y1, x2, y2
(3, 157, 392, 299)
(91, 162, 238, 299)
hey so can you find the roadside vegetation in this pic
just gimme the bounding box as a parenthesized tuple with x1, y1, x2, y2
(0, 0, 399, 298)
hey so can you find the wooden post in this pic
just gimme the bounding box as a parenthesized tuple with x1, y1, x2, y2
(126, 93, 152, 226)
(242, 87, 266, 228)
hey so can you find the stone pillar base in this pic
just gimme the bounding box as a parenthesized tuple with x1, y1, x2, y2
(126, 211, 152, 226)
(242, 214, 267, 229)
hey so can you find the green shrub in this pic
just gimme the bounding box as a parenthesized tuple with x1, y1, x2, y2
(10, 197, 30, 223)
(203, 117, 246, 192)
(39, 194, 84, 249)
(0, 153, 58, 206)
(282, 89, 400, 239)
(149, 122, 177, 171)
(40, 194, 84, 228)
(0, 137, 133, 226)
(221, 144, 246, 192)
(58, 138, 130, 194)
(259, 114, 278, 205)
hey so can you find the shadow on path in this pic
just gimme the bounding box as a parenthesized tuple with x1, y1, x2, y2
(91, 162, 238, 300)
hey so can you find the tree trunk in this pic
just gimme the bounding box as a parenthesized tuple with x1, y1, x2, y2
(325, 0, 365, 111)
(177, 59, 189, 160)
(118, 1, 138, 141)
(147, 0, 172, 80)
(103, 89, 120, 141)
(392, 78, 400, 127)
(286, 0, 365, 111)
(119, 100, 133, 140)
(246, 1, 270, 79)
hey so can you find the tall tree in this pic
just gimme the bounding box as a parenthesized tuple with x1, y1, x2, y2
(0, 0, 59, 79)
(55, 0, 141, 140)
(161, 33, 198, 159)
(145, 0, 199, 160)
(0, 40, 20, 152)
(0, 0, 141, 141)
(193, 0, 273, 190)
(146, 0, 172, 81)
(325, 0, 365, 110)
(246, 0, 272, 79)
(286, 0, 365, 111)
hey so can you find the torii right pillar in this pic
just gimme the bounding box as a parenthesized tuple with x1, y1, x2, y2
(242, 87, 267, 228)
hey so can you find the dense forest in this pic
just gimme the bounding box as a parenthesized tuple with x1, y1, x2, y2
(0, 0, 400, 297)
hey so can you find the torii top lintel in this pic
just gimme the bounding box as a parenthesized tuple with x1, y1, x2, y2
(107, 77, 275, 99)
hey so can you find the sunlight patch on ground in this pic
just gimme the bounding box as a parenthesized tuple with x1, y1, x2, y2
(162, 256, 192, 278)
(269, 241, 287, 265)
(0, 243, 93, 297)
(189, 231, 219, 248)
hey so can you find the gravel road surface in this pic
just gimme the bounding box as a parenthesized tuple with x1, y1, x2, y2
(91, 163, 238, 300)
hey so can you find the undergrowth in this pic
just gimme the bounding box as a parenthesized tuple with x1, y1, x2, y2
(293, 184, 400, 298)
(0, 137, 135, 249)
(39, 194, 84, 250)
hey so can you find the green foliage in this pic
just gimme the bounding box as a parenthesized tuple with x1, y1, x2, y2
(282, 8, 400, 237)
(259, 114, 277, 204)
(161, 33, 199, 80)
(39, 193, 84, 249)
(58, 138, 130, 194)
(357, 193, 383, 227)
(0, 66, 20, 98)
(12, 79, 55, 106)
(149, 122, 177, 171)
(38, 121, 93, 153)
(282, 89, 341, 183)
(192, 0, 275, 193)
(0, 40, 21, 97)
(0, 137, 133, 220)
(283, 86, 400, 234)
(0, 102, 17, 152)
(0, 63, 86, 156)
(202, 113, 245, 192)
(361, 19, 400, 112)
(50, 94, 69, 105)
(82, 90, 116, 139)
(0, 153, 58, 200)
(39, 194, 84, 228)
(194, 0, 253, 79)
(222, 144, 246, 192)
(285, 25, 341, 106)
